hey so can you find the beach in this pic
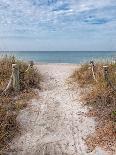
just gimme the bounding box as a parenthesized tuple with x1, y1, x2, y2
(0, 0, 116, 154)
(7, 63, 112, 155)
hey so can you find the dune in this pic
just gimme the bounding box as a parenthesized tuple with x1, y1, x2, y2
(8, 64, 111, 155)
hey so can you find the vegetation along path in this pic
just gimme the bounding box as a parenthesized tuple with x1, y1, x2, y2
(9, 64, 111, 155)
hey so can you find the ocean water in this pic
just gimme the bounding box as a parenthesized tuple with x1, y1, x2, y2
(0, 51, 115, 64)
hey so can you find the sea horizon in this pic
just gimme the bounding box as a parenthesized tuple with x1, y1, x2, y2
(0, 51, 115, 64)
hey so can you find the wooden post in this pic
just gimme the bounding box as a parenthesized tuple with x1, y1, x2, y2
(103, 65, 110, 87)
(90, 61, 97, 82)
(12, 64, 20, 92)
(103, 66, 109, 82)
(103, 66, 116, 90)
(29, 60, 34, 67)
(2, 64, 20, 94)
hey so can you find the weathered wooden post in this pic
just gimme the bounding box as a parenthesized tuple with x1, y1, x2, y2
(103, 65, 111, 87)
(2, 64, 20, 94)
(90, 61, 97, 82)
(103, 65, 116, 90)
(29, 60, 34, 67)
(12, 64, 20, 92)
(103, 66, 109, 82)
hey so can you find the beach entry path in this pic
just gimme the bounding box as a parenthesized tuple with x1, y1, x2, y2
(9, 64, 110, 155)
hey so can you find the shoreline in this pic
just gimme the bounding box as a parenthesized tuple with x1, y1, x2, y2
(0, 51, 115, 65)
(35, 62, 80, 66)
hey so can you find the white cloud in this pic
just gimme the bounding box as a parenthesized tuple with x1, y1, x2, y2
(0, 0, 116, 41)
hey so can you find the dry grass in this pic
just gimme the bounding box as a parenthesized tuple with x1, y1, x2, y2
(0, 56, 41, 154)
(71, 62, 116, 151)
(70, 63, 95, 86)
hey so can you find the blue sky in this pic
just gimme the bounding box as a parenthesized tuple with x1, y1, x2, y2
(0, 0, 116, 51)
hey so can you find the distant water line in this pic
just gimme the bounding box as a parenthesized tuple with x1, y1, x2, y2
(0, 51, 115, 64)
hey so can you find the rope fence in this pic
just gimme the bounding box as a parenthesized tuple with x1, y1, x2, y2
(2, 61, 34, 95)
(1, 59, 115, 94)
(89, 60, 116, 91)
(90, 61, 98, 82)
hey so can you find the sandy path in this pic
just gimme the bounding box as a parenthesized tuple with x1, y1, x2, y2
(8, 64, 110, 155)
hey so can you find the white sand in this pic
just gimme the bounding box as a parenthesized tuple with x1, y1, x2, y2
(8, 64, 111, 155)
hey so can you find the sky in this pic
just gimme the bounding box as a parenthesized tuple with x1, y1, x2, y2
(0, 0, 116, 51)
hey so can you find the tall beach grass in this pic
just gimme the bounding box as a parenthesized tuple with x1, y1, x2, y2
(71, 60, 116, 151)
(0, 56, 41, 154)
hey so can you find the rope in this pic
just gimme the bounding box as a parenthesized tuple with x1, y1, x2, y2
(89, 62, 116, 91)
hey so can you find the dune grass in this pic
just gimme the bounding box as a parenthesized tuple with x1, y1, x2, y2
(71, 62, 116, 106)
(71, 61, 116, 151)
(0, 56, 41, 154)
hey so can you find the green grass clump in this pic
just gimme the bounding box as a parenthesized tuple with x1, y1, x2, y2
(0, 56, 41, 153)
